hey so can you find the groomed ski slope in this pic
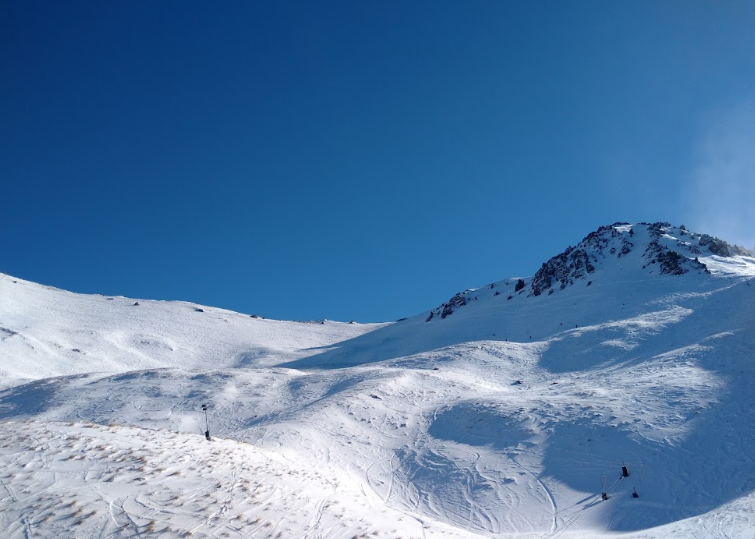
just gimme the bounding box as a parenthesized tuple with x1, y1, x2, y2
(1, 223, 755, 538)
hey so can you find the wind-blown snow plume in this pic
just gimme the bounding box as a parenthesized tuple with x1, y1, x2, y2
(684, 100, 755, 249)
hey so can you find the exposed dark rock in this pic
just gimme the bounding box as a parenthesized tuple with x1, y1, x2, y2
(696, 234, 751, 257)
(531, 247, 595, 296)
(656, 248, 687, 275)
(619, 240, 633, 257)
(440, 293, 467, 319)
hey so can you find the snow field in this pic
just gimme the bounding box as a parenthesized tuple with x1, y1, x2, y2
(0, 419, 481, 539)
(2, 224, 755, 538)
(0, 316, 743, 538)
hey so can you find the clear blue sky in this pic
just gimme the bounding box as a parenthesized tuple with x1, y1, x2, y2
(2, 1, 755, 322)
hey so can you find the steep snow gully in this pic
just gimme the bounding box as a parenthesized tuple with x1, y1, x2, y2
(1, 222, 755, 538)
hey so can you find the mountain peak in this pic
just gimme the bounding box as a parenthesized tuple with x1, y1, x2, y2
(428, 222, 755, 321)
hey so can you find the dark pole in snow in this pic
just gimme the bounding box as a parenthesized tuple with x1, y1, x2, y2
(202, 404, 210, 441)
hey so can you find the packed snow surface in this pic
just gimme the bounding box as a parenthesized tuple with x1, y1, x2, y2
(1, 223, 755, 538)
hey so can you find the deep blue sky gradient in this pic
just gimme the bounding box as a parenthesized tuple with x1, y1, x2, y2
(2, 2, 755, 321)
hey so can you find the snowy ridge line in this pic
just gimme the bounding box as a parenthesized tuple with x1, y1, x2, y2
(0, 271, 386, 386)
(426, 222, 755, 322)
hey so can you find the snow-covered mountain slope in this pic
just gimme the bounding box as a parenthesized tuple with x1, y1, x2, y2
(2, 222, 755, 539)
(284, 222, 755, 369)
(0, 272, 385, 388)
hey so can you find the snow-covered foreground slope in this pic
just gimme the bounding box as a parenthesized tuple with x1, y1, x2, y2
(0, 420, 475, 539)
(2, 223, 755, 538)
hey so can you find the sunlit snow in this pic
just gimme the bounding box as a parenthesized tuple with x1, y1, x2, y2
(2, 223, 755, 538)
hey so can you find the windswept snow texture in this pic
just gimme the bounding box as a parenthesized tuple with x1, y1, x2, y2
(2, 222, 755, 539)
